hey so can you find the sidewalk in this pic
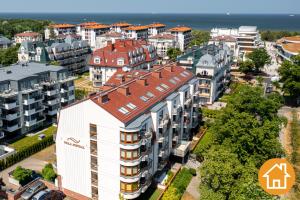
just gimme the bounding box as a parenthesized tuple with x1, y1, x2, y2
(181, 172, 201, 200)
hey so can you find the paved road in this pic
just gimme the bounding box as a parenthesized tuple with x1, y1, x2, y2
(263, 42, 280, 77)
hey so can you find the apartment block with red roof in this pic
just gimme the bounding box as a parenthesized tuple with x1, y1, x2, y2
(14, 31, 43, 44)
(166, 26, 192, 52)
(55, 64, 200, 200)
(95, 31, 124, 49)
(147, 23, 166, 37)
(45, 24, 77, 40)
(89, 39, 158, 87)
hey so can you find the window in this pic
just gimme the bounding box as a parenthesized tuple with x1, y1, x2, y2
(94, 57, 101, 64)
(90, 124, 97, 138)
(117, 58, 125, 66)
(169, 79, 176, 85)
(183, 71, 190, 76)
(120, 149, 140, 160)
(120, 131, 140, 144)
(160, 83, 169, 89)
(118, 107, 130, 115)
(156, 86, 164, 92)
(174, 76, 180, 82)
(127, 103, 137, 110)
(180, 72, 187, 77)
(120, 182, 140, 193)
(146, 92, 155, 98)
(120, 165, 140, 176)
(140, 96, 149, 102)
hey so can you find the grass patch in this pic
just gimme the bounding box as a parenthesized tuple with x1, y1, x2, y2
(149, 189, 163, 200)
(10, 126, 57, 151)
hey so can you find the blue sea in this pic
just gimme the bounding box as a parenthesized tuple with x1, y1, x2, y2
(0, 13, 299, 31)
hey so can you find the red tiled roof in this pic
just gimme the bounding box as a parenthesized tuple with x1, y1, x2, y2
(79, 22, 99, 27)
(49, 24, 76, 28)
(15, 32, 41, 37)
(101, 31, 123, 38)
(124, 26, 149, 31)
(167, 26, 192, 32)
(149, 33, 175, 40)
(111, 22, 132, 27)
(210, 35, 237, 42)
(147, 23, 166, 28)
(90, 39, 157, 68)
(84, 24, 110, 29)
(90, 65, 194, 124)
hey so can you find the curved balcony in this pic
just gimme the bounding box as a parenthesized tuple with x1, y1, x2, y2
(120, 157, 142, 167)
(120, 188, 142, 200)
(120, 172, 142, 183)
(120, 140, 142, 150)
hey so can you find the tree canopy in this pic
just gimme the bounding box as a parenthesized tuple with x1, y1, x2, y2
(0, 44, 20, 67)
(247, 48, 271, 72)
(42, 163, 56, 182)
(260, 30, 300, 42)
(167, 48, 182, 60)
(12, 166, 33, 186)
(189, 30, 210, 47)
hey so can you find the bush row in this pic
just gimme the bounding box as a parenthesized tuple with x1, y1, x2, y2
(0, 136, 54, 171)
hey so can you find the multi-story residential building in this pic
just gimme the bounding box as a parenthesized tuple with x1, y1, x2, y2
(77, 22, 99, 35)
(166, 26, 192, 52)
(177, 44, 231, 105)
(55, 64, 200, 200)
(210, 28, 239, 38)
(209, 35, 238, 61)
(80, 24, 111, 49)
(18, 35, 91, 74)
(123, 26, 149, 40)
(276, 36, 300, 62)
(148, 34, 177, 58)
(0, 63, 75, 139)
(110, 22, 132, 33)
(14, 31, 43, 44)
(95, 31, 124, 49)
(0, 36, 12, 49)
(45, 24, 77, 40)
(89, 39, 157, 87)
(147, 23, 166, 37)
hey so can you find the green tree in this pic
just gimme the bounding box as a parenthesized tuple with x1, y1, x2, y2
(42, 163, 56, 182)
(167, 48, 182, 60)
(12, 166, 33, 185)
(161, 186, 181, 200)
(278, 56, 300, 99)
(247, 48, 271, 72)
(189, 30, 210, 47)
(75, 89, 88, 100)
(239, 60, 255, 73)
(0, 44, 20, 66)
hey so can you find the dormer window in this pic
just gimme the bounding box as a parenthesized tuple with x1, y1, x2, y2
(94, 57, 101, 64)
(203, 60, 208, 65)
(117, 58, 125, 66)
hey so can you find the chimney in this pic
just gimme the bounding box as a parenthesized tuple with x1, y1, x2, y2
(165, 65, 174, 72)
(118, 86, 130, 96)
(99, 94, 109, 104)
(137, 78, 148, 86)
(153, 71, 162, 79)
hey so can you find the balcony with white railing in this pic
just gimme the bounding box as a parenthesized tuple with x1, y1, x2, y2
(24, 108, 35, 116)
(121, 188, 142, 200)
(47, 109, 58, 116)
(47, 99, 59, 106)
(3, 102, 17, 110)
(4, 124, 21, 132)
(46, 89, 59, 96)
(4, 113, 20, 121)
(173, 141, 191, 158)
(25, 119, 37, 127)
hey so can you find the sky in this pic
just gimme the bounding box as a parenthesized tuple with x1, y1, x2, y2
(0, 0, 299, 14)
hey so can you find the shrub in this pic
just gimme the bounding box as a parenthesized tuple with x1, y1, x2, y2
(12, 166, 33, 186)
(42, 164, 56, 182)
(189, 168, 197, 176)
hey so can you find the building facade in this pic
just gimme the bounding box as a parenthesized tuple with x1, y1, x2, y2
(148, 34, 177, 59)
(89, 39, 157, 87)
(45, 24, 77, 40)
(95, 32, 124, 49)
(18, 35, 91, 74)
(56, 65, 200, 200)
(0, 63, 75, 139)
(276, 36, 300, 62)
(166, 27, 192, 52)
(80, 24, 111, 49)
(14, 32, 43, 44)
(177, 44, 232, 104)
(123, 26, 149, 40)
(147, 23, 166, 37)
(0, 36, 12, 49)
(110, 22, 132, 33)
(209, 35, 238, 61)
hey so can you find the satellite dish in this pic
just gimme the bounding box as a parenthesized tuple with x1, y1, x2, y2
(122, 66, 129, 72)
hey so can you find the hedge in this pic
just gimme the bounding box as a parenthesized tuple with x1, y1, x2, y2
(0, 136, 54, 171)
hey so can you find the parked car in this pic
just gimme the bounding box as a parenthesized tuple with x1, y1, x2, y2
(21, 181, 46, 200)
(32, 189, 50, 200)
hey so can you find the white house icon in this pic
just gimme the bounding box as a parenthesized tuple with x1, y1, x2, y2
(262, 163, 291, 189)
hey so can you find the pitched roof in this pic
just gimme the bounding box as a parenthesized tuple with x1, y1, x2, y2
(15, 32, 41, 37)
(110, 22, 132, 27)
(282, 43, 300, 54)
(79, 22, 99, 27)
(90, 39, 157, 67)
(0, 36, 12, 45)
(84, 24, 110, 29)
(124, 25, 149, 31)
(149, 33, 175, 40)
(147, 23, 166, 28)
(90, 65, 194, 124)
(282, 36, 300, 43)
(167, 26, 192, 32)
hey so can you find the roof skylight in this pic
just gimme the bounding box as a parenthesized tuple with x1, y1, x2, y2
(156, 86, 165, 92)
(169, 79, 176, 85)
(160, 83, 169, 89)
(146, 91, 155, 98)
(127, 103, 137, 110)
(140, 96, 149, 102)
(118, 107, 130, 115)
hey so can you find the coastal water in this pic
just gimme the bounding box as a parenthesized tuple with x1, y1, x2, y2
(0, 13, 299, 31)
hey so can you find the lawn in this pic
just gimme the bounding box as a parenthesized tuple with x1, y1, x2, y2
(149, 189, 163, 200)
(10, 126, 57, 151)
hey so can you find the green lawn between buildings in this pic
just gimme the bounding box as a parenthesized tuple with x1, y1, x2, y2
(10, 126, 57, 151)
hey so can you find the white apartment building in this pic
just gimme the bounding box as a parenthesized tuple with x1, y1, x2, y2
(14, 31, 43, 44)
(166, 27, 192, 52)
(123, 26, 149, 40)
(148, 34, 177, 58)
(80, 24, 111, 49)
(45, 24, 77, 40)
(147, 23, 166, 37)
(210, 28, 239, 38)
(95, 32, 124, 49)
(209, 35, 238, 61)
(110, 22, 132, 33)
(56, 65, 200, 200)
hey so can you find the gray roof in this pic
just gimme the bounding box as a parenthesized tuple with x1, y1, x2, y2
(0, 63, 65, 82)
(0, 36, 12, 46)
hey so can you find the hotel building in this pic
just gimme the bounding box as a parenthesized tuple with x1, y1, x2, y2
(18, 35, 91, 74)
(123, 26, 149, 40)
(177, 44, 231, 105)
(80, 24, 111, 49)
(147, 23, 166, 37)
(14, 31, 43, 44)
(0, 63, 75, 139)
(166, 26, 192, 52)
(45, 24, 77, 40)
(110, 22, 132, 33)
(89, 39, 157, 87)
(148, 34, 177, 59)
(276, 36, 300, 62)
(55, 64, 200, 200)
